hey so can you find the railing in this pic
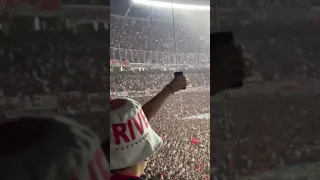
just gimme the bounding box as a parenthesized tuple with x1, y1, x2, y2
(110, 47, 209, 64)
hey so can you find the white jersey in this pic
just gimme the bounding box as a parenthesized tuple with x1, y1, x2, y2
(0, 113, 110, 180)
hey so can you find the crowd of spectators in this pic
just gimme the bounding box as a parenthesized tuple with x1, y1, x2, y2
(0, 29, 108, 97)
(211, 10, 320, 180)
(110, 12, 211, 180)
(110, 15, 209, 64)
(110, 69, 209, 92)
(222, 21, 320, 81)
(136, 92, 210, 180)
(0, 27, 109, 141)
(110, 15, 209, 54)
(97, 4, 320, 180)
(212, 95, 320, 179)
(110, 67, 210, 179)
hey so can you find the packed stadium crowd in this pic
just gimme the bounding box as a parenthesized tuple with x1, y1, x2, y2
(110, 69, 209, 92)
(135, 92, 210, 180)
(110, 13, 210, 180)
(3, 3, 320, 180)
(110, 15, 209, 54)
(110, 15, 209, 64)
(211, 13, 320, 180)
(212, 95, 320, 179)
(0, 28, 109, 141)
(110, 68, 210, 180)
(0, 29, 109, 97)
(225, 21, 320, 80)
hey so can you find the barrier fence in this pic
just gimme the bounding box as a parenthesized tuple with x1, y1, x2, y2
(110, 47, 209, 64)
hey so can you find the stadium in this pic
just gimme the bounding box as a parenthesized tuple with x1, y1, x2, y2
(1, 0, 320, 179)
(211, 0, 320, 180)
(0, 1, 109, 140)
(110, 0, 210, 179)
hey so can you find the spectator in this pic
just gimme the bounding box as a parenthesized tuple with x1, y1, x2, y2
(110, 11, 213, 180)
(109, 76, 187, 180)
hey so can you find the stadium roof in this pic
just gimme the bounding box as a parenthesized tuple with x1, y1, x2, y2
(111, 0, 209, 18)
(150, 0, 209, 6)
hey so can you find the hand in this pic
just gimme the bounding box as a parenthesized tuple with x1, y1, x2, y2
(211, 45, 250, 95)
(167, 76, 188, 93)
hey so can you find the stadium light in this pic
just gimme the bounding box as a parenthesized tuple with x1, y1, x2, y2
(132, 0, 210, 10)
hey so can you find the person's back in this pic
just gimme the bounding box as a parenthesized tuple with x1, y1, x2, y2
(0, 112, 109, 180)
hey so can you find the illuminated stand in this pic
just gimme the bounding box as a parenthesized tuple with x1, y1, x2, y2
(129, 0, 210, 94)
(130, 0, 210, 173)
